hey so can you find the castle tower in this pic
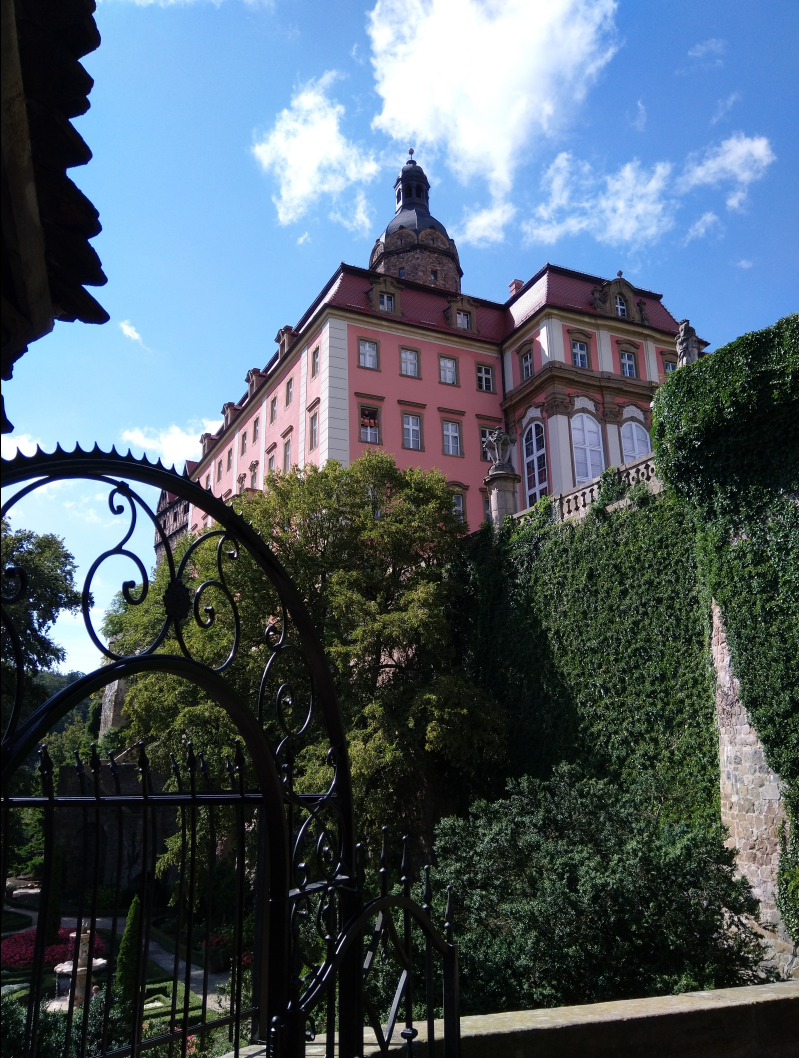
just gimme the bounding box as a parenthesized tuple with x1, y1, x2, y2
(368, 149, 463, 293)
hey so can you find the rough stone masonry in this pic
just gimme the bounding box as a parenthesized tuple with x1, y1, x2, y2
(712, 601, 798, 979)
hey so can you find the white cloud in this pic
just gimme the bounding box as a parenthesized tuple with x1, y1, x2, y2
(711, 92, 741, 125)
(297, 231, 310, 245)
(252, 72, 379, 224)
(632, 100, 646, 132)
(120, 419, 223, 469)
(736, 258, 753, 269)
(688, 38, 726, 58)
(119, 320, 143, 343)
(1, 433, 40, 459)
(680, 133, 776, 210)
(329, 189, 374, 235)
(368, 0, 618, 199)
(523, 152, 674, 246)
(453, 200, 518, 246)
(683, 211, 722, 244)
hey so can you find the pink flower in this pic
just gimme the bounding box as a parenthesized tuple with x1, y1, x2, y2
(1, 928, 105, 969)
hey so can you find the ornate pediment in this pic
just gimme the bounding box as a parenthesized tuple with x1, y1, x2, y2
(590, 273, 650, 325)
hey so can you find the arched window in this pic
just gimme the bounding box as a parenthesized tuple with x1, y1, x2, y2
(396, 190, 401, 204)
(620, 420, 651, 463)
(404, 184, 411, 198)
(416, 184, 422, 197)
(572, 413, 604, 484)
(615, 294, 627, 318)
(524, 422, 548, 505)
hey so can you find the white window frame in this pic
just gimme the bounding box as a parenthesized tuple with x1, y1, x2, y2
(403, 413, 421, 451)
(311, 347, 320, 378)
(524, 422, 548, 505)
(400, 348, 419, 377)
(521, 349, 533, 381)
(620, 351, 636, 378)
(309, 412, 319, 451)
(285, 378, 293, 406)
(360, 406, 380, 444)
(476, 364, 494, 392)
(227, 448, 233, 471)
(571, 340, 588, 369)
(217, 459, 222, 481)
(452, 493, 465, 521)
(571, 413, 604, 485)
(615, 294, 627, 318)
(439, 356, 457, 385)
(359, 340, 379, 370)
(442, 420, 462, 456)
(283, 438, 291, 473)
(479, 426, 492, 461)
(379, 292, 394, 313)
(253, 418, 259, 443)
(268, 453, 275, 473)
(456, 311, 471, 330)
(241, 432, 247, 455)
(664, 360, 677, 374)
(621, 421, 651, 463)
(270, 396, 277, 423)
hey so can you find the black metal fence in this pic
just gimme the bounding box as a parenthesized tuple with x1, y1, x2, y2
(2, 447, 460, 1057)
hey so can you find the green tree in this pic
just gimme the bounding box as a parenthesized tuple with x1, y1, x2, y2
(116, 895, 141, 1004)
(104, 453, 506, 853)
(435, 764, 765, 1014)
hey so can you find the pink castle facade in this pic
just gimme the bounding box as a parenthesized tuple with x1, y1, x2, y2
(188, 153, 693, 533)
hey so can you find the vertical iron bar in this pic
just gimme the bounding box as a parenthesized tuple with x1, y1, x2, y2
(442, 887, 460, 1058)
(400, 836, 417, 1058)
(25, 746, 54, 1058)
(422, 866, 434, 1056)
(232, 741, 247, 1057)
(325, 888, 336, 1058)
(181, 743, 199, 1058)
(168, 754, 187, 1058)
(130, 743, 151, 1058)
(337, 841, 364, 1058)
(101, 753, 124, 1054)
(199, 753, 214, 1050)
(77, 744, 103, 1058)
(62, 750, 89, 1058)
(225, 752, 237, 1047)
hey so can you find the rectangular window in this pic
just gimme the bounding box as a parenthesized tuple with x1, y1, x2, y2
(205, 474, 211, 490)
(241, 432, 247, 455)
(456, 311, 470, 330)
(443, 420, 462, 456)
(250, 467, 258, 489)
(270, 396, 277, 423)
(311, 347, 320, 377)
(309, 412, 319, 450)
(476, 364, 493, 391)
(283, 438, 291, 473)
(483, 495, 491, 522)
(521, 349, 533, 380)
(252, 418, 259, 443)
(268, 453, 275, 473)
(401, 348, 419, 377)
(431, 269, 438, 282)
(227, 448, 233, 471)
(572, 341, 588, 368)
(286, 378, 293, 405)
(398, 267, 405, 279)
(217, 459, 222, 481)
(360, 407, 380, 444)
(439, 357, 457, 385)
(480, 426, 492, 461)
(359, 340, 379, 370)
(379, 292, 394, 312)
(620, 351, 636, 377)
(403, 414, 421, 450)
(452, 494, 465, 521)
(664, 360, 677, 374)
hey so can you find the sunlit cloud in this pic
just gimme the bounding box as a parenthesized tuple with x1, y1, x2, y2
(682, 211, 722, 245)
(1, 433, 40, 459)
(252, 72, 379, 225)
(329, 189, 374, 235)
(688, 38, 726, 59)
(679, 133, 776, 210)
(736, 258, 753, 269)
(631, 100, 646, 132)
(452, 200, 518, 246)
(120, 419, 223, 469)
(711, 92, 741, 125)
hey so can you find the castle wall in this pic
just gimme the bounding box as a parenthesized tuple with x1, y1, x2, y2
(712, 601, 798, 979)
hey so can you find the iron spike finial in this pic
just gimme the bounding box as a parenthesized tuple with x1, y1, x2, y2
(379, 826, 390, 898)
(422, 865, 432, 916)
(400, 834, 410, 893)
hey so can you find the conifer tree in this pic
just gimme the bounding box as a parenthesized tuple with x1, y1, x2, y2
(115, 895, 141, 1003)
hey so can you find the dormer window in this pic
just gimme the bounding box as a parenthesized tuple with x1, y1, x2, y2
(615, 295, 627, 318)
(456, 311, 471, 330)
(379, 293, 395, 312)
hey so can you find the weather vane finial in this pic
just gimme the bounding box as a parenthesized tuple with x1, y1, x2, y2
(408, 147, 414, 158)
(617, 269, 623, 278)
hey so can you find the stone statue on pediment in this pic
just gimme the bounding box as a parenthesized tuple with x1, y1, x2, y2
(676, 319, 701, 367)
(483, 428, 515, 470)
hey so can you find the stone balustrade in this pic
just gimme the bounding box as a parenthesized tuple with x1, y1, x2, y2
(515, 451, 662, 524)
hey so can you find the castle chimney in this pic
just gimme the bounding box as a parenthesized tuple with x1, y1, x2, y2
(509, 279, 524, 297)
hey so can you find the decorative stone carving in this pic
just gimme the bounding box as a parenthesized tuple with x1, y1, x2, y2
(482, 428, 515, 470)
(622, 405, 645, 422)
(519, 406, 543, 430)
(676, 319, 702, 368)
(636, 299, 650, 325)
(590, 286, 610, 313)
(573, 396, 596, 413)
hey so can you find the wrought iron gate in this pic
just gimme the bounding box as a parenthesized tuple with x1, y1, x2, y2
(2, 447, 460, 1057)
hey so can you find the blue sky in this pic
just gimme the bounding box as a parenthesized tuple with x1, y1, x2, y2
(3, 0, 797, 671)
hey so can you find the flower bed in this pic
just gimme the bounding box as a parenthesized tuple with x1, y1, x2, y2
(1, 928, 106, 969)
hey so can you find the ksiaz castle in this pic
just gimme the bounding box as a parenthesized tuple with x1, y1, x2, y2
(179, 150, 705, 535)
